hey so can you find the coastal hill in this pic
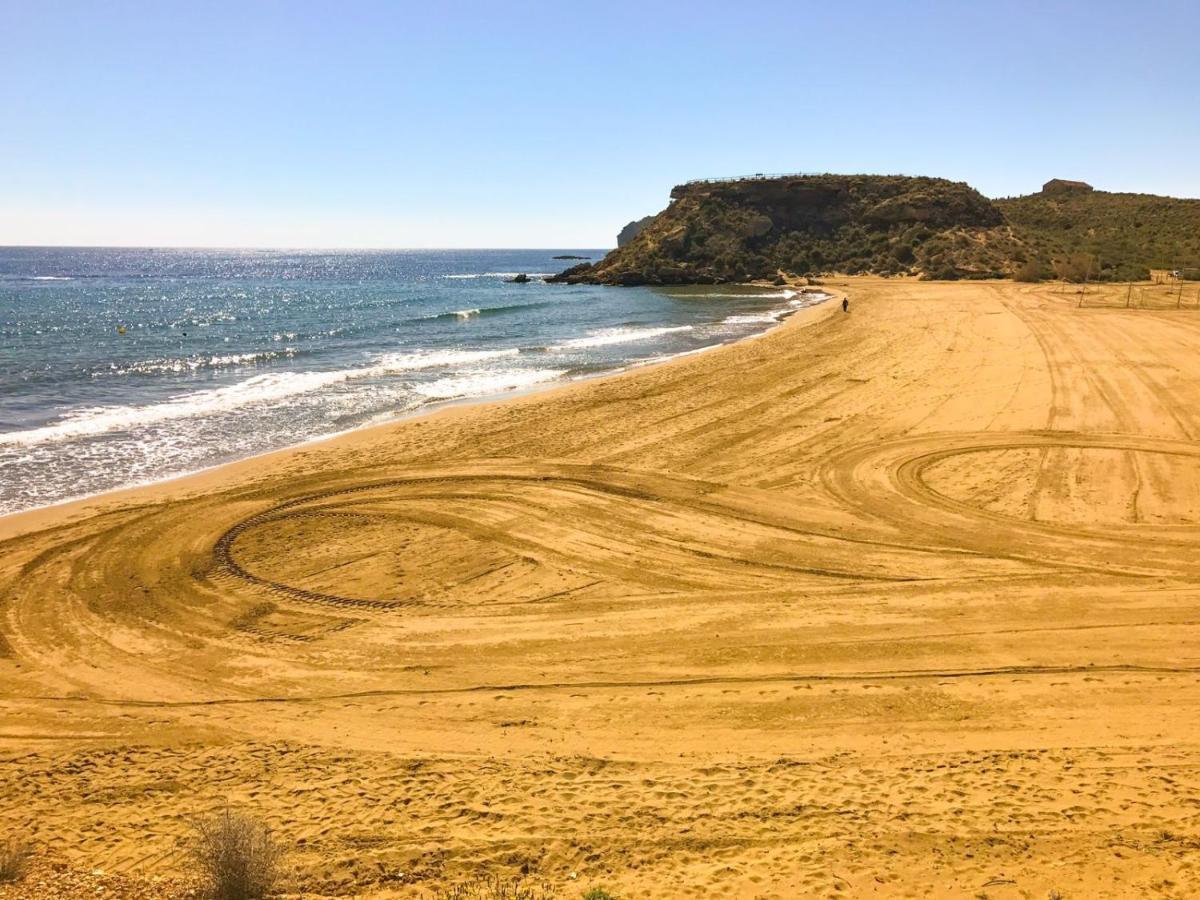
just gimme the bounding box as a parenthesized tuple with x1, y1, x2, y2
(551, 174, 1200, 284)
(995, 182, 1200, 280)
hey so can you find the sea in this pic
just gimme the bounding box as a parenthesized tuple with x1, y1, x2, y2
(0, 248, 827, 516)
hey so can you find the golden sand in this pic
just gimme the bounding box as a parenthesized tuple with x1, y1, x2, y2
(3, 278, 1200, 897)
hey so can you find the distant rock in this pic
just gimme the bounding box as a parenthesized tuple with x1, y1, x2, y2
(552, 255, 591, 260)
(507, 273, 530, 283)
(544, 262, 595, 284)
(617, 216, 655, 248)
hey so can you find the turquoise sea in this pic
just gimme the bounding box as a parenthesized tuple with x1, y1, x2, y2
(0, 248, 826, 515)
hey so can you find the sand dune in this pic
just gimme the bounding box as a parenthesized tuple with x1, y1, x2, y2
(3, 278, 1200, 897)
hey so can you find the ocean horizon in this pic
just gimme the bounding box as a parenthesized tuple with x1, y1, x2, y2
(0, 247, 825, 515)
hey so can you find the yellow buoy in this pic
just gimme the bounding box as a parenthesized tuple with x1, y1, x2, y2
(117, 326, 126, 335)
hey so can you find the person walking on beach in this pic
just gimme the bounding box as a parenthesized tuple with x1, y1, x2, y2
(842, 296, 849, 313)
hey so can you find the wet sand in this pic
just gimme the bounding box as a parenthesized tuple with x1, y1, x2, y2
(3, 278, 1200, 897)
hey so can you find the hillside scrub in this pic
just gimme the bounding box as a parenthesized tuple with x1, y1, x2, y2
(550, 175, 1196, 285)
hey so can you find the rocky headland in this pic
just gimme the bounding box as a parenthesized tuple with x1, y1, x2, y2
(550, 174, 1200, 285)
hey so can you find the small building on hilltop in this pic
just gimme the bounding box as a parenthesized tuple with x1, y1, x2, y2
(1042, 178, 1094, 196)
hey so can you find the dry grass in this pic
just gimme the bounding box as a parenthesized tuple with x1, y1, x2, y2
(190, 807, 280, 900)
(0, 838, 31, 883)
(434, 875, 555, 899)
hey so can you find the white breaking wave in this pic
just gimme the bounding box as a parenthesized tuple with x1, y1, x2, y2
(413, 368, 567, 400)
(3, 347, 524, 447)
(99, 349, 295, 377)
(1, 370, 364, 447)
(670, 289, 799, 300)
(29, 275, 74, 281)
(722, 313, 783, 325)
(455, 308, 480, 319)
(443, 272, 555, 280)
(720, 291, 828, 326)
(375, 348, 519, 371)
(548, 325, 693, 351)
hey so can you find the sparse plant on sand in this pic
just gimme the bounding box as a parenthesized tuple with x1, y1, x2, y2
(190, 806, 280, 900)
(0, 837, 32, 883)
(1014, 259, 1047, 282)
(582, 888, 617, 900)
(435, 874, 554, 899)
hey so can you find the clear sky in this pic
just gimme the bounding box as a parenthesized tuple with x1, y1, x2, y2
(3, 0, 1198, 248)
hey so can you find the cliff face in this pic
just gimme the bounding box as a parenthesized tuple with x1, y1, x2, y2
(551, 173, 1200, 285)
(552, 175, 1021, 285)
(617, 215, 655, 247)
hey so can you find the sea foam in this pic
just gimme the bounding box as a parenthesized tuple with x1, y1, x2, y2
(547, 325, 694, 351)
(413, 368, 567, 400)
(3, 347, 525, 447)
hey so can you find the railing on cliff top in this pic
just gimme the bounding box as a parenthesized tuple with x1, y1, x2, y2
(683, 172, 828, 185)
(682, 171, 924, 185)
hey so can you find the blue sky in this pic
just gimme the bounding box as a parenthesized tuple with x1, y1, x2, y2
(3, 0, 1198, 248)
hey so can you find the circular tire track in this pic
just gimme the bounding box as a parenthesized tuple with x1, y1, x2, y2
(822, 430, 1200, 576)
(214, 503, 409, 611)
(210, 463, 904, 611)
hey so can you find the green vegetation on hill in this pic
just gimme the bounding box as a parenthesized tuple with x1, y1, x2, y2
(995, 188, 1200, 281)
(550, 175, 1200, 285)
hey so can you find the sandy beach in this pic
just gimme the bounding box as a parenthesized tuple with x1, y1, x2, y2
(3, 276, 1200, 897)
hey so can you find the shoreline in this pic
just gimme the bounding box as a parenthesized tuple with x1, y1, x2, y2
(0, 285, 839, 539)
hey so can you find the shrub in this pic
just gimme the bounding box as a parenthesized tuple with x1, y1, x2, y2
(922, 264, 964, 281)
(436, 875, 554, 899)
(191, 807, 280, 900)
(0, 837, 31, 883)
(1052, 252, 1096, 283)
(583, 888, 617, 900)
(1014, 259, 1046, 282)
(1110, 263, 1150, 282)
